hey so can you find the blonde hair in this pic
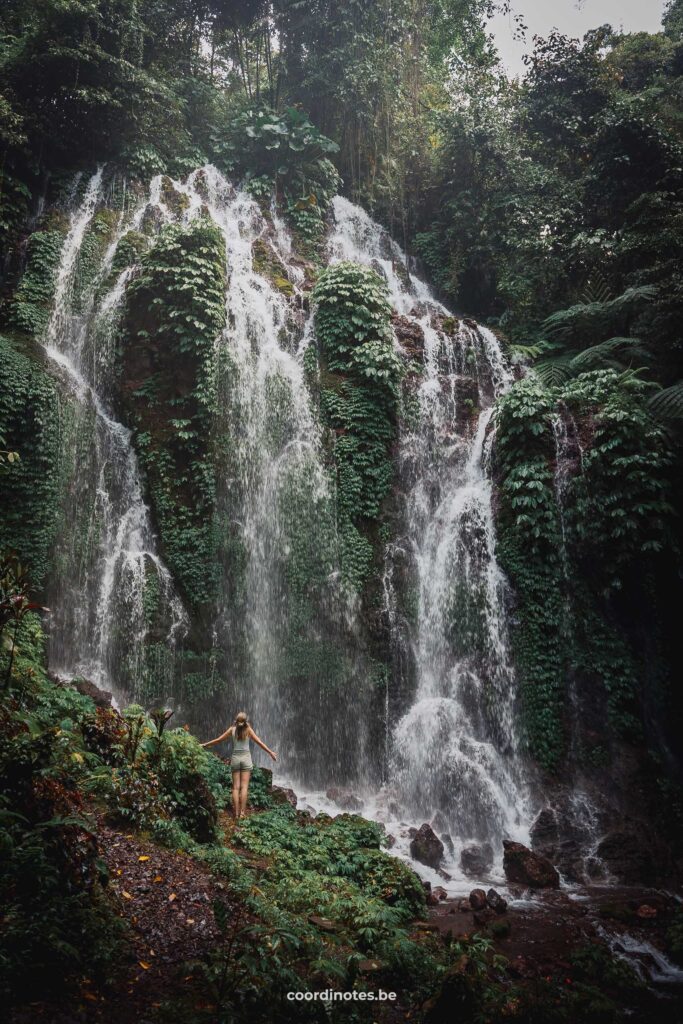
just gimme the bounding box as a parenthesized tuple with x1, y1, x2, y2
(234, 711, 249, 740)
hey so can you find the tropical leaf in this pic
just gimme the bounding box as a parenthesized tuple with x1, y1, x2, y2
(569, 336, 651, 371)
(542, 286, 656, 343)
(532, 356, 573, 387)
(648, 380, 683, 419)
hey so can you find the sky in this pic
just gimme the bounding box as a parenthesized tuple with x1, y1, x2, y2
(488, 0, 668, 76)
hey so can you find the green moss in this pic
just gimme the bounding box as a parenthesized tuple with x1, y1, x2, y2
(312, 262, 402, 594)
(0, 336, 62, 585)
(122, 218, 226, 614)
(9, 230, 65, 336)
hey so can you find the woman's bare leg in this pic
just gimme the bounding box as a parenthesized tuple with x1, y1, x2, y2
(232, 774, 240, 818)
(239, 771, 251, 818)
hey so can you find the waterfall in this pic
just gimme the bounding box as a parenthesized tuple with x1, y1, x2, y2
(39, 166, 535, 881)
(322, 196, 534, 881)
(43, 170, 186, 703)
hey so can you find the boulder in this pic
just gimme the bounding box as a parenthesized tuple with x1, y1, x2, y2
(70, 676, 112, 708)
(410, 823, 445, 869)
(486, 889, 507, 914)
(271, 786, 297, 808)
(325, 787, 363, 813)
(432, 886, 448, 902)
(503, 840, 559, 889)
(469, 888, 487, 911)
(460, 843, 494, 877)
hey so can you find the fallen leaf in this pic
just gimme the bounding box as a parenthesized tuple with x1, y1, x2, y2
(83, 993, 98, 1002)
(139, 855, 150, 862)
(116, 869, 122, 876)
(153, 875, 163, 883)
(168, 893, 177, 902)
(139, 961, 152, 970)
(122, 891, 133, 900)
(187, 918, 195, 925)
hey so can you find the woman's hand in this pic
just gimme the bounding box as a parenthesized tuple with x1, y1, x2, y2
(270, 750, 278, 762)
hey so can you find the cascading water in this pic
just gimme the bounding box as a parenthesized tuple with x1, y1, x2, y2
(41, 165, 536, 884)
(44, 170, 185, 702)
(289, 196, 536, 887)
(156, 167, 374, 783)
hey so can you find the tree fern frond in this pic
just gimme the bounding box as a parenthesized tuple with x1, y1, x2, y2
(542, 286, 657, 343)
(570, 336, 651, 370)
(532, 357, 573, 387)
(580, 270, 612, 306)
(648, 381, 683, 419)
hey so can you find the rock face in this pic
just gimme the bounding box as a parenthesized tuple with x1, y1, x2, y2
(460, 843, 494, 877)
(410, 823, 445, 868)
(325, 787, 363, 812)
(596, 830, 657, 884)
(503, 840, 560, 889)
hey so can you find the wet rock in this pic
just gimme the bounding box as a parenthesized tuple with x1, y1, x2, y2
(423, 881, 432, 897)
(486, 888, 507, 914)
(503, 840, 559, 889)
(457, 898, 472, 912)
(460, 843, 494, 877)
(271, 786, 297, 808)
(325, 787, 363, 813)
(432, 886, 448, 902)
(596, 831, 657, 884)
(392, 313, 425, 358)
(440, 833, 455, 858)
(385, 833, 396, 848)
(426, 890, 441, 907)
(410, 824, 444, 869)
(437, 867, 452, 881)
(469, 888, 487, 911)
(70, 676, 112, 708)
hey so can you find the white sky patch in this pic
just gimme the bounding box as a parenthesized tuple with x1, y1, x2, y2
(488, 0, 668, 77)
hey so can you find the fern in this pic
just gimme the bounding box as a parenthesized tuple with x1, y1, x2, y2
(543, 285, 656, 343)
(648, 381, 683, 419)
(532, 356, 573, 387)
(570, 336, 651, 371)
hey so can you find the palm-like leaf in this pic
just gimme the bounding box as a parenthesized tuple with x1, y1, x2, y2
(648, 381, 683, 419)
(569, 336, 651, 371)
(542, 285, 656, 343)
(532, 356, 573, 387)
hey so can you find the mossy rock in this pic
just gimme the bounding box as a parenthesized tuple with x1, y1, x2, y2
(161, 176, 190, 216)
(251, 237, 293, 294)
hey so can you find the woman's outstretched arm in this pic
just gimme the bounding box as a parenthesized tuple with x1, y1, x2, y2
(201, 726, 233, 749)
(248, 727, 277, 761)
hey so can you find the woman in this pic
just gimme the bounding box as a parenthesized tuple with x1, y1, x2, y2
(201, 712, 277, 820)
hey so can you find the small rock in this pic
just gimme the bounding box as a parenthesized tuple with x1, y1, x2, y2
(469, 888, 487, 911)
(437, 868, 452, 881)
(460, 843, 494, 877)
(432, 886, 448, 902)
(385, 833, 396, 848)
(487, 888, 507, 914)
(410, 823, 445, 869)
(308, 915, 340, 932)
(503, 840, 559, 889)
(457, 898, 472, 912)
